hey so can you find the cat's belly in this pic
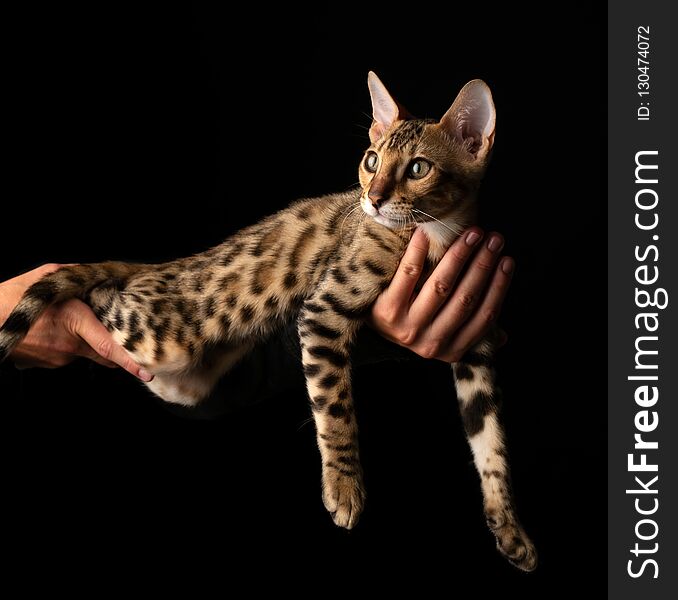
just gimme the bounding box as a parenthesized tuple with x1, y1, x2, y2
(87, 285, 255, 406)
(123, 335, 254, 406)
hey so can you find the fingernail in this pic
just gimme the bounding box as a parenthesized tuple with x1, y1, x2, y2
(488, 235, 503, 252)
(138, 368, 154, 382)
(501, 257, 514, 275)
(465, 230, 482, 246)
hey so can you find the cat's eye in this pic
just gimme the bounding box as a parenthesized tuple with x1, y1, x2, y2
(364, 152, 379, 173)
(407, 159, 431, 179)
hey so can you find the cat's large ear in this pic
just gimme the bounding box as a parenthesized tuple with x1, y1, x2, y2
(367, 71, 410, 143)
(439, 80, 496, 161)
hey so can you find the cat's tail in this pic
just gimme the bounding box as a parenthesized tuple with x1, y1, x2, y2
(0, 262, 150, 363)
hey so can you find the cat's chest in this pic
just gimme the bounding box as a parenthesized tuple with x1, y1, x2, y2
(417, 221, 462, 263)
(324, 223, 407, 294)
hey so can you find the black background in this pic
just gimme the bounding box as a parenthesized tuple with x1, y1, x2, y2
(2, 5, 605, 594)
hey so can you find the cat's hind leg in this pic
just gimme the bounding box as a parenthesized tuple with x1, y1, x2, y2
(453, 344, 537, 572)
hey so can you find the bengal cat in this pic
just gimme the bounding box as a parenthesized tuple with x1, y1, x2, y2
(0, 72, 537, 571)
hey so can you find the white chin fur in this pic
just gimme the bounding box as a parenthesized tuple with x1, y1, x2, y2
(360, 199, 398, 229)
(417, 220, 461, 261)
(373, 214, 398, 229)
(360, 197, 378, 217)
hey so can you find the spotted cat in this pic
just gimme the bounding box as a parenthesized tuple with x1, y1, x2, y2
(0, 73, 536, 571)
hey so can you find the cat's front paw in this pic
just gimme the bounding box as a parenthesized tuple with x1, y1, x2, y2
(486, 509, 538, 572)
(322, 470, 366, 530)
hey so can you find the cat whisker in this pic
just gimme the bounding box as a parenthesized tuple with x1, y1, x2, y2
(411, 208, 463, 236)
(337, 200, 360, 223)
(400, 214, 409, 231)
(340, 198, 364, 216)
(339, 203, 363, 240)
(360, 110, 373, 123)
(392, 211, 417, 234)
(297, 417, 315, 431)
(407, 213, 417, 230)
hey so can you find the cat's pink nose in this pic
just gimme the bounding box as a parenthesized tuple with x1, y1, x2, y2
(368, 191, 386, 209)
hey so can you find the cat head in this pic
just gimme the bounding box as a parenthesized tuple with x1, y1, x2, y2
(359, 72, 495, 255)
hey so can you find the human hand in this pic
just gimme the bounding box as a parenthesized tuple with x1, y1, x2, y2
(369, 228, 513, 362)
(0, 264, 153, 381)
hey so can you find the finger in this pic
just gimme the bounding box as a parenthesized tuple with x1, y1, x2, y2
(427, 232, 504, 338)
(441, 256, 514, 361)
(382, 228, 430, 313)
(408, 228, 484, 325)
(71, 303, 154, 382)
(81, 349, 120, 369)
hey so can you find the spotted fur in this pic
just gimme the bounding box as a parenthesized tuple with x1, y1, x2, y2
(0, 73, 535, 570)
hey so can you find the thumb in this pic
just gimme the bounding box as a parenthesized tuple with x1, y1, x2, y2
(69, 300, 154, 382)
